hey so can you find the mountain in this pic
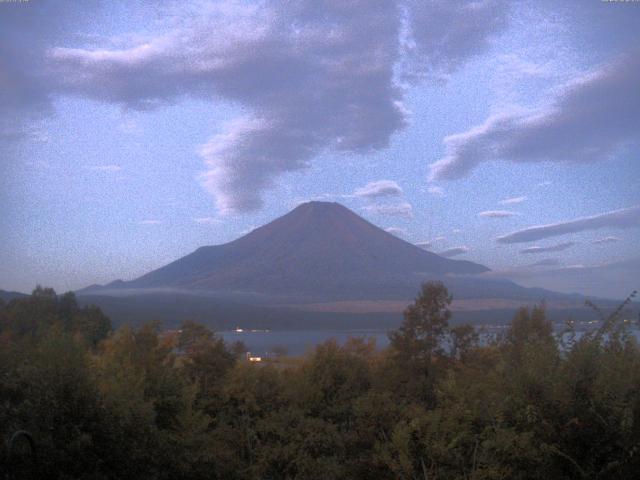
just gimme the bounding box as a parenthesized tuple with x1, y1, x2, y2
(83, 201, 493, 301)
(72, 201, 623, 327)
(0, 289, 29, 302)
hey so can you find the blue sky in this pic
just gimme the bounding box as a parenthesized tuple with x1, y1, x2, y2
(1, 0, 639, 298)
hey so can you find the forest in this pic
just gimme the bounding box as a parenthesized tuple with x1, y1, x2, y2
(1, 283, 639, 479)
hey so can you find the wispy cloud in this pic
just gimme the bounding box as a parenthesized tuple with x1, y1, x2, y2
(438, 246, 470, 258)
(427, 185, 444, 196)
(495, 53, 551, 79)
(194, 217, 219, 225)
(362, 202, 413, 218)
(527, 258, 562, 267)
(497, 205, 640, 243)
(118, 117, 141, 135)
(385, 227, 407, 237)
(592, 236, 620, 244)
(429, 52, 640, 181)
(480, 258, 563, 278)
(479, 210, 518, 218)
(240, 225, 258, 236)
(520, 242, 576, 254)
(354, 180, 403, 199)
(84, 165, 122, 172)
(499, 196, 526, 205)
(139, 219, 162, 225)
(416, 235, 447, 250)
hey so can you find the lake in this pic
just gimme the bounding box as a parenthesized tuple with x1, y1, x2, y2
(220, 328, 391, 356)
(220, 324, 640, 357)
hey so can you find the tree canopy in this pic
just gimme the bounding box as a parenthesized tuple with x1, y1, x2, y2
(1, 284, 639, 479)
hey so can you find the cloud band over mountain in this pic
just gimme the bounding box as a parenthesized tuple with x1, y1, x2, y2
(362, 202, 413, 218)
(438, 246, 470, 258)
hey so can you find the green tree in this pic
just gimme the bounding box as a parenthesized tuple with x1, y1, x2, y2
(389, 281, 452, 362)
(387, 281, 452, 404)
(450, 323, 479, 362)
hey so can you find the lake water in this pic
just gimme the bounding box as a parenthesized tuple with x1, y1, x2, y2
(220, 329, 392, 356)
(220, 325, 640, 357)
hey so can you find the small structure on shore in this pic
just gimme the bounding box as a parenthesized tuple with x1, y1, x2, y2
(246, 352, 262, 362)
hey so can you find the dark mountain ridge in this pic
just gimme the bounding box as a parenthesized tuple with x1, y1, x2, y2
(0, 289, 29, 302)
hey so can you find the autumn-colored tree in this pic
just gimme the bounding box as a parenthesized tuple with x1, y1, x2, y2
(2, 286, 640, 479)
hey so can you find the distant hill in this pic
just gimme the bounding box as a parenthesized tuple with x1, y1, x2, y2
(0, 289, 29, 302)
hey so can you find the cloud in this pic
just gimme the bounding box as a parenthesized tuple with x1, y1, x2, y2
(199, 116, 329, 213)
(429, 51, 640, 181)
(362, 202, 413, 218)
(527, 258, 562, 267)
(385, 227, 407, 237)
(494, 53, 551, 80)
(240, 225, 258, 236)
(403, 0, 509, 80)
(84, 165, 122, 172)
(139, 219, 162, 225)
(416, 236, 447, 249)
(0, 1, 100, 154)
(480, 257, 563, 278)
(592, 236, 620, 244)
(438, 246, 470, 258)
(427, 185, 444, 196)
(194, 217, 219, 225)
(43, 1, 509, 213)
(479, 210, 518, 218)
(497, 205, 640, 243)
(118, 118, 142, 135)
(491, 257, 640, 300)
(499, 196, 526, 205)
(520, 242, 576, 254)
(354, 180, 403, 199)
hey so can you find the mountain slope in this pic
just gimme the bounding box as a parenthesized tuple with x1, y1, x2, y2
(0, 289, 29, 302)
(87, 201, 490, 300)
